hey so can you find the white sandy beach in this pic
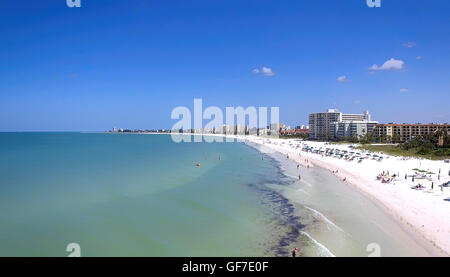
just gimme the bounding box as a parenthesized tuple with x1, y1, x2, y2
(231, 135, 450, 256)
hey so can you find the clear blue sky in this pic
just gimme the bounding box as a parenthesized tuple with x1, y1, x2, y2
(0, 0, 449, 131)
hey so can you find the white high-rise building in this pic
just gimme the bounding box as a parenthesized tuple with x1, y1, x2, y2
(329, 121, 378, 139)
(309, 109, 377, 140)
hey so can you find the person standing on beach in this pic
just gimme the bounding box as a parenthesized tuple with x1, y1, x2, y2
(292, 248, 298, 257)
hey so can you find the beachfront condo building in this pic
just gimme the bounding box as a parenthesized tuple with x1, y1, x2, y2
(373, 124, 450, 142)
(309, 109, 373, 140)
(342, 110, 371, 122)
(309, 109, 341, 140)
(329, 121, 379, 139)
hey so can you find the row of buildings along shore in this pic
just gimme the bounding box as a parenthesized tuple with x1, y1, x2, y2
(309, 109, 449, 142)
(111, 109, 448, 143)
(112, 124, 308, 137)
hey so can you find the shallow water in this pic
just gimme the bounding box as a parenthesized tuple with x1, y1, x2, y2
(0, 133, 434, 256)
(0, 133, 288, 256)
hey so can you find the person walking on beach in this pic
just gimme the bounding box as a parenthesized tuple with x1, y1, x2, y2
(432, 182, 434, 190)
(292, 248, 299, 257)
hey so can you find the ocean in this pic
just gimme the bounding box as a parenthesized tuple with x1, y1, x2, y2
(0, 133, 433, 256)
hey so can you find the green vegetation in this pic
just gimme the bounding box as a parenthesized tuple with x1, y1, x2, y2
(328, 132, 374, 144)
(279, 133, 309, 140)
(412, 168, 435, 174)
(398, 130, 450, 157)
(351, 129, 450, 160)
(330, 140, 357, 145)
(357, 144, 450, 161)
(328, 136, 359, 143)
(357, 144, 423, 158)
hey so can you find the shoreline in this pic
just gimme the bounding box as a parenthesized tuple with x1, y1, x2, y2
(244, 141, 338, 257)
(238, 136, 450, 256)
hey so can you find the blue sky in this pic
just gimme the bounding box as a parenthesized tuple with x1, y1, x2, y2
(0, 0, 449, 131)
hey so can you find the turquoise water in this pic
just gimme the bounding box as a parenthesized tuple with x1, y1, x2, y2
(0, 133, 291, 257)
(0, 133, 437, 257)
